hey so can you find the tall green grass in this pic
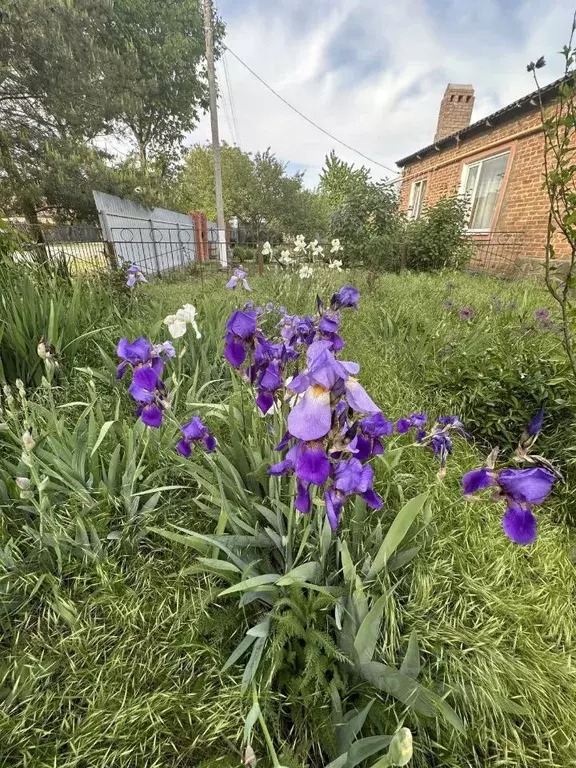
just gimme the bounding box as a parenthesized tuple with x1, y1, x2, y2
(1, 267, 575, 767)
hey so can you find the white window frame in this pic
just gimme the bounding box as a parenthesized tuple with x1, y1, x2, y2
(459, 150, 510, 233)
(407, 179, 427, 220)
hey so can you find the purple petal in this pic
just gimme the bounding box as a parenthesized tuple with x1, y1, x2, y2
(256, 391, 274, 414)
(176, 438, 192, 457)
(502, 503, 537, 545)
(128, 366, 158, 403)
(242, 279, 252, 291)
(361, 412, 393, 438)
(117, 337, 152, 365)
(268, 458, 293, 476)
(527, 407, 544, 436)
(372, 438, 384, 455)
(362, 489, 383, 509)
(226, 310, 257, 339)
(325, 488, 345, 530)
(354, 434, 372, 462)
(288, 371, 312, 394)
(295, 441, 330, 485)
(295, 479, 311, 514)
(259, 362, 282, 392)
(409, 413, 428, 428)
(224, 341, 246, 368)
(150, 356, 164, 375)
(462, 468, 494, 495)
(498, 467, 556, 505)
(330, 334, 345, 353)
(357, 464, 374, 494)
(274, 431, 292, 452)
(319, 314, 340, 334)
(126, 274, 136, 288)
(116, 361, 129, 380)
(204, 434, 217, 452)
(396, 419, 411, 434)
(226, 276, 238, 289)
(345, 379, 379, 415)
(182, 416, 206, 441)
(333, 458, 364, 494)
(287, 386, 332, 441)
(141, 404, 163, 428)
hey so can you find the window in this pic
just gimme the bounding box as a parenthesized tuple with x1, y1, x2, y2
(408, 179, 427, 219)
(459, 151, 510, 232)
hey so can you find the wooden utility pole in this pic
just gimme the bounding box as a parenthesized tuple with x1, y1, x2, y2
(203, 0, 228, 267)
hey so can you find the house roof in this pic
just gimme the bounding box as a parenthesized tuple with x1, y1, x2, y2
(395, 74, 568, 168)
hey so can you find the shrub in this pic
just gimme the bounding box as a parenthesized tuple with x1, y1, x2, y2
(405, 196, 473, 272)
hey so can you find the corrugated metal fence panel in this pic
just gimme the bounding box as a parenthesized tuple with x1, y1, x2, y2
(93, 191, 198, 274)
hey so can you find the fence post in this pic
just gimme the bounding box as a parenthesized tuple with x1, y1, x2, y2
(148, 217, 161, 275)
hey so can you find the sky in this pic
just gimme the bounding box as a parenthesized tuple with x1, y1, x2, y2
(187, 0, 576, 188)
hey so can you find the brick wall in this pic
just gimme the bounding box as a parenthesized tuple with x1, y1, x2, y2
(398, 105, 571, 271)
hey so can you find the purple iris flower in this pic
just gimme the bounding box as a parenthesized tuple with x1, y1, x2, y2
(324, 458, 382, 530)
(354, 412, 394, 460)
(176, 416, 217, 456)
(116, 337, 152, 379)
(287, 343, 365, 440)
(226, 268, 251, 291)
(526, 407, 544, 436)
(462, 465, 556, 545)
(126, 264, 147, 288)
(331, 285, 359, 310)
(265, 302, 274, 312)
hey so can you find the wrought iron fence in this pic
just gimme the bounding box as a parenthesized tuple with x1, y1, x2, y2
(465, 231, 532, 276)
(5, 222, 541, 279)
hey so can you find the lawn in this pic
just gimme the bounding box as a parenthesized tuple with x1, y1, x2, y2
(1, 265, 575, 768)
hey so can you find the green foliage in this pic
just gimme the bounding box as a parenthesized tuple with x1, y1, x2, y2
(404, 196, 473, 272)
(319, 151, 401, 268)
(174, 143, 329, 236)
(0, 254, 120, 388)
(0, 0, 219, 223)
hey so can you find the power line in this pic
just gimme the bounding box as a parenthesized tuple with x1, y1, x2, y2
(223, 50, 241, 148)
(224, 44, 400, 178)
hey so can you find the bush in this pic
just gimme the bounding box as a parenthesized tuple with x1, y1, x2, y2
(405, 196, 473, 272)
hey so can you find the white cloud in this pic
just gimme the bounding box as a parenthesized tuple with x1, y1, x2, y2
(188, 0, 575, 187)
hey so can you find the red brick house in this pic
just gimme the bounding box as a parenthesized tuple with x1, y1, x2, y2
(396, 78, 569, 273)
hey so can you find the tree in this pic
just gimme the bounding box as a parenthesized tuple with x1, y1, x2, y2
(174, 143, 328, 236)
(100, 0, 223, 171)
(0, 0, 117, 228)
(318, 151, 400, 266)
(0, 0, 219, 226)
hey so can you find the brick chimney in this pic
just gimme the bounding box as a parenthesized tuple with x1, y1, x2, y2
(434, 84, 475, 142)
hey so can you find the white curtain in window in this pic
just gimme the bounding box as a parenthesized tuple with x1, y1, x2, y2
(470, 154, 509, 230)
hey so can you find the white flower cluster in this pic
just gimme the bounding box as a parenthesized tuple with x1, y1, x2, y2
(261, 235, 344, 279)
